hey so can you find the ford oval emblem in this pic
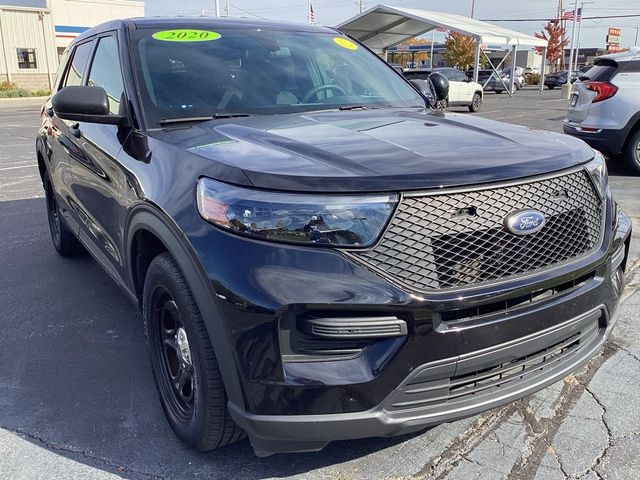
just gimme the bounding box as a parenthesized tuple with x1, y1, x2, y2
(505, 209, 546, 236)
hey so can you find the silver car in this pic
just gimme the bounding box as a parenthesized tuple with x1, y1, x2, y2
(563, 48, 640, 174)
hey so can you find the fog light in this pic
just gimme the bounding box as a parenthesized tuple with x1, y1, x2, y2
(302, 316, 407, 340)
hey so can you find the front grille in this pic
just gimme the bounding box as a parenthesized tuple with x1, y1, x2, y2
(354, 170, 604, 291)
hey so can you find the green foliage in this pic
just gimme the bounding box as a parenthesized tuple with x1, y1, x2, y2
(0, 88, 30, 98)
(0, 87, 50, 98)
(31, 89, 51, 97)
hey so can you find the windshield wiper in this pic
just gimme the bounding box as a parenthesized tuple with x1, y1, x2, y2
(159, 113, 252, 126)
(338, 105, 370, 111)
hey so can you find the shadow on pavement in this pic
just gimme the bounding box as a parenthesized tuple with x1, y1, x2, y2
(0, 197, 427, 479)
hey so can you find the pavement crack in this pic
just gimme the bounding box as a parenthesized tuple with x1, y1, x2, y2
(413, 404, 518, 479)
(573, 381, 613, 480)
(0, 426, 165, 480)
(506, 344, 617, 480)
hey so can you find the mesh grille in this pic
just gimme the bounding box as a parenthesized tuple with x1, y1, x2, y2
(354, 170, 604, 291)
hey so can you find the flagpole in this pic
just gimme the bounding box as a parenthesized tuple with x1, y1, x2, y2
(574, 5, 583, 70)
(567, 0, 579, 82)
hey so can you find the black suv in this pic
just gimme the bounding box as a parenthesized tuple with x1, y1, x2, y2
(37, 17, 631, 456)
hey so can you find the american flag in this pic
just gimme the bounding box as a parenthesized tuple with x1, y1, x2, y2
(562, 7, 582, 21)
(308, 2, 316, 24)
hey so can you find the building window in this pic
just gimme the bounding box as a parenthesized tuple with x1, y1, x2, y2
(17, 49, 37, 69)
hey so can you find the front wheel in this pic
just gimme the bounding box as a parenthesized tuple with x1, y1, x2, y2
(143, 252, 244, 451)
(468, 93, 482, 112)
(624, 130, 640, 175)
(547, 85, 555, 90)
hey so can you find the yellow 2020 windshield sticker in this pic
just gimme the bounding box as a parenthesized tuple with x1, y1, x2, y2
(334, 37, 358, 50)
(152, 29, 222, 42)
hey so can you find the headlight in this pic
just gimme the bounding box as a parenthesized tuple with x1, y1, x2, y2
(585, 152, 608, 199)
(196, 177, 397, 247)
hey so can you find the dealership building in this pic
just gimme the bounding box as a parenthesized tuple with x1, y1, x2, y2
(0, 0, 143, 90)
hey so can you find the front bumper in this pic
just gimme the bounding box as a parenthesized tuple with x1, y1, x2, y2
(231, 305, 611, 456)
(186, 198, 631, 456)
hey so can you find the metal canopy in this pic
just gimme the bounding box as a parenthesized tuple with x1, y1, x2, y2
(337, 5, 548, 95)
(337, 5, 548, 52)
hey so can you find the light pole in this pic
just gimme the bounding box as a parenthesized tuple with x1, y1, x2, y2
(470, 0, 475, 18)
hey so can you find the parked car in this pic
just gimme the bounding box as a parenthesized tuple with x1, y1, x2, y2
(38, 17, 630, 457)
(544, 69, 586, 89)
(564, 49, 640, 174)
(503, 66, 526, 89)
(404, 67, 484, 111)
(471, 68, 514, 93)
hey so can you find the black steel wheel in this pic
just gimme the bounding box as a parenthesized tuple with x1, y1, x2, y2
(150, 289, 196, 422)
(143, 252, 244, 450)
(468, 93, 482, 112)
(44, 171, 84, 257)
(625, 129, 640, 176)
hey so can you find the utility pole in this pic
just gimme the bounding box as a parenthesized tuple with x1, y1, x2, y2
(214, 0, 220, 17)
(470, 0, 475, 18)
(358, 0, 365, 14)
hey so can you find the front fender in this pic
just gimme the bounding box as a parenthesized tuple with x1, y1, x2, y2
(125, 205, 245, 409)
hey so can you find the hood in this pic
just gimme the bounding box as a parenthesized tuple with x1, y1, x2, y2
(150, 108, 595, 193)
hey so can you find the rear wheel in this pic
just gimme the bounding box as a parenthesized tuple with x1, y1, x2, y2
(143, 252, 244, 451)
(44, 171, 84, 257)
(624, 129, 640, 175)
(468, 93, 482, 112)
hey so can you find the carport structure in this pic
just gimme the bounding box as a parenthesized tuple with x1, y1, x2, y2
(337, 5, 549, 95)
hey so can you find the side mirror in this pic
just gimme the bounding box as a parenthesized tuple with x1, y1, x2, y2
(428, 72, 450, 101)
(52, 86, 124, 125)
(409, 78, 430, 95)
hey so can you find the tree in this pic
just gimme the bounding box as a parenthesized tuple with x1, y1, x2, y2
(442, 32, 476, 70)
(534, 21, 568, 70)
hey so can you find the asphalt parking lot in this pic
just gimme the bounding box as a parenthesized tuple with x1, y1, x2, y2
(1, 88, 640, 480)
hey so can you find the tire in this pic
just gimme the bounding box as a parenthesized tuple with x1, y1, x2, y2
(143, 252, 244, 451)
(624, 129, 640, 175)
(468, 93, 482, 112)
(547, 85, 555, 90)
(44, 171, 84, 257)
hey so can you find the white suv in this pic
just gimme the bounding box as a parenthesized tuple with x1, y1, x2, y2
(564, 48, 640, 174)
(404, 68, 484, 112)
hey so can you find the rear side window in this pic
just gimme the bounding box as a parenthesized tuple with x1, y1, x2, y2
(452, 69, 468, 82)
(584, 60, 617, 81)
(87, 35, 125, 115)
(63, 41, 94, 88)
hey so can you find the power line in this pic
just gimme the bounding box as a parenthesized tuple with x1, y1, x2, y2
(481, 13, 640, 21)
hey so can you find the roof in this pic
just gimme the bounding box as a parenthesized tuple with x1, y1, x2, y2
(596, 46, 640, 63)
(337, 5, 548, 52)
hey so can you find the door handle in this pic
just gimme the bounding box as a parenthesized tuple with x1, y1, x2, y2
(70, 123, 81, 139)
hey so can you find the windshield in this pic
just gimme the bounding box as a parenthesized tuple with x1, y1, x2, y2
(130, 27, 425, 126)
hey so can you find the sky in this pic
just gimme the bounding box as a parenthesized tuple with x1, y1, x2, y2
(148, 0, 640, 49)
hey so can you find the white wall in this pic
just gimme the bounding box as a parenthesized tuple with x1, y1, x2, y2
(145, 0, 217, 17)
(0, 6, 57, 87)
(49, 0, 144, 48)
